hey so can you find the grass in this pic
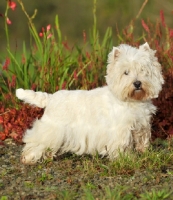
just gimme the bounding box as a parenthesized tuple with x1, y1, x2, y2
(0, 139, 173, 199)
(36, 141, 173, 199)
(54, 139, 172, 199)
(34, 140, 173, 199)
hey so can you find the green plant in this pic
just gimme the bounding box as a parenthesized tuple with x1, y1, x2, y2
(140, 189, 172, 200)
(24, 181, 34, 189)
(38, 172, 53, 183)
(0, 0, 113, 105)
(104, 186, 135, 200)
(83, 188, 95, 200)
(0, 196, 8, 200)
(54, 190, 77, 200)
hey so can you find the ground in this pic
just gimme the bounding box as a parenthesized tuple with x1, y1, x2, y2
(0, 138, 173, 200)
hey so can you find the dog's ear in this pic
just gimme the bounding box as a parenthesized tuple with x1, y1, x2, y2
(108, 47, 120, 64)
(139, 42, 150, 51)
(113, 47, 120, 59)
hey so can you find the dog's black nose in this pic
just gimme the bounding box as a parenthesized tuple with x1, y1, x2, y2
(133, 81, 141, 89)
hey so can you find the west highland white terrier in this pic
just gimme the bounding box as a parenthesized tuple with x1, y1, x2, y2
(16, 42, 164, 164)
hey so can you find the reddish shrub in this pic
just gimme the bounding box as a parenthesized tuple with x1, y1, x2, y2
(152, 70, 173, 139)
(0, 104, 43, 143)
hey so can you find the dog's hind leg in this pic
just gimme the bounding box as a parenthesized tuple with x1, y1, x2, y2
(21, 116, 64, 164)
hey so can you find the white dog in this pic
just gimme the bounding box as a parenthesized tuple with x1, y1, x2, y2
(16, 43, 164, 164)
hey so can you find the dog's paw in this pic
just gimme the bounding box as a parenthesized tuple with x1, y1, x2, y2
(21, 156, 35, 165)
(21, 153, 38, 165)
(21, 150, 44, 165)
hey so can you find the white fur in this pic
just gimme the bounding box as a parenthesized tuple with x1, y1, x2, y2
(16, 43, 164, 164)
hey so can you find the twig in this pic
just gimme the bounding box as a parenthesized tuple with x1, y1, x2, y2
(0, 109, 10, 116)
(136, 0, 148, 19)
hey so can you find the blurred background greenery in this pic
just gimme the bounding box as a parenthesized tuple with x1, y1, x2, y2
(0, 0, 173, 52)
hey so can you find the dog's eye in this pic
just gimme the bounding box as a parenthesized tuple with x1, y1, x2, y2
(124, 71, 129, 75)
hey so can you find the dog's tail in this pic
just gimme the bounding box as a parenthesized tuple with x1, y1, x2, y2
(16, 88, 52, 108)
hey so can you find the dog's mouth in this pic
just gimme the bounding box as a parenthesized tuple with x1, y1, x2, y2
(134, 88, 142, 91)
(130, 88, 146, 101)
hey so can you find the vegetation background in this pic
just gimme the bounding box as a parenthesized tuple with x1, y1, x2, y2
(1, 0, 173, 141)
(0, 0, 173, 54)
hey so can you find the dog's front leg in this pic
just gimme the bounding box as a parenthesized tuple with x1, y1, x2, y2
(132, 126, 151, 152)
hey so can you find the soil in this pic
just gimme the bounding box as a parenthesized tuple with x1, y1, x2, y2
(0, 139, 173, 200)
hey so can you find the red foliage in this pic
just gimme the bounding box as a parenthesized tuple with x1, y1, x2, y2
(152, 70, 173, 139)
(160, 10, 166, 27)
(0, 104, 43, 143)
(141, 19, 150, 33)
(2, 58, 10, 71)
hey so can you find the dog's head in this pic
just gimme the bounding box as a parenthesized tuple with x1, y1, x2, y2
(106, 43, 164, 102)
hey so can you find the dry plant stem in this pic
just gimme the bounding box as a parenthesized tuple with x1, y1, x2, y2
(0, 109, 10, 116)
(68, 61, 91, 88)
(17, 0, 37, 26)
(136, 0, 148, 19)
